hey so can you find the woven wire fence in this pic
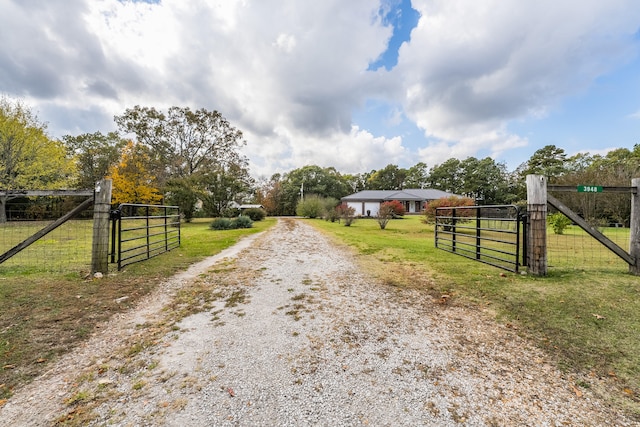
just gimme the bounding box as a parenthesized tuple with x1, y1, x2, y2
(547, 225, 630, 273)
(0, 197, 94, 275)
(546, 191, 632, 273)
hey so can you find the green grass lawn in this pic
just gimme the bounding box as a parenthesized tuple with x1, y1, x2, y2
(307, 216, 640, 416)
(0, 217, 276, 402)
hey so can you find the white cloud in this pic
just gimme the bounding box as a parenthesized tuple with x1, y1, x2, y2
(246, 125, 407, 177)
(81, 0, 394, 141)
(417, 125, 528, 167)
(274, 34, 297, 54)
(1, 0, 639, 177)
(397, 0, 640, 159)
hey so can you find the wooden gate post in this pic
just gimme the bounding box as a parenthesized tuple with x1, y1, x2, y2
(91, 179, 112, 274)
(526, 175, 547, 275)
(630, 178, 640, 275)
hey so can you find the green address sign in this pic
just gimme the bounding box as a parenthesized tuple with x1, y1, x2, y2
(577, 185, 603, 193)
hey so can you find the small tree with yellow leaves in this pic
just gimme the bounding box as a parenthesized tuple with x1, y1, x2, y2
(108, 141, 162, 205)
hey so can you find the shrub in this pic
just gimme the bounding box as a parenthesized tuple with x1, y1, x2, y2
(243, 208, 266, 221)
(385, 200, 405, 217)
(210, 218, 234, 230)
(325, 207, 340, 222)
(422, 196, 476, 224)
(336, 203, 356, 226)
(321, 197, 339, 221)
(210, 216, 253, 230)
(222, 207, 241, 218)
(548, 212, 571, 234)
(377, 203, 395, 230)
(232, 215, 253, 229)
(296, 195, 325, 218)
(323, 196, 339, 211)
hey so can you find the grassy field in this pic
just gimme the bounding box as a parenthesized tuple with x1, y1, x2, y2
(306, 216, 640, 416)
(0, 217, 276, 403)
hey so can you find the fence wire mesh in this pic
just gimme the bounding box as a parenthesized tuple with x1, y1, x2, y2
(0, 198, 94, 274)
(546, 191, 632, 273)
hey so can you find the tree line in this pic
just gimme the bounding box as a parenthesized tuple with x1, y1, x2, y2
(1, 96, 639, 224)
(257, 145, 640, 226)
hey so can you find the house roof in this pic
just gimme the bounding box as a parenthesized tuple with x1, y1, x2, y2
(341, 189, 457, 201)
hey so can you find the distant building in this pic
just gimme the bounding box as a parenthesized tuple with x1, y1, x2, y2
(238, 204, 264, 211)
(341, 189, 458, 216)
(228, 202, 264, 210)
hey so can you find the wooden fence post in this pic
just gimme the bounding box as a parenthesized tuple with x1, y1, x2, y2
(91, 179, 112, 274)
(630, 178, 640, 275)
(526, 175, 547, 276)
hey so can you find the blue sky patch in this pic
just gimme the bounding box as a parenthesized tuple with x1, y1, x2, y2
(368, 0, 420, 71)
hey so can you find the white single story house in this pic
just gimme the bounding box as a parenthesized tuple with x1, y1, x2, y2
(228, 202, 264, 211)
(341, 189, 457, 216)
(238, 204, 264, 211)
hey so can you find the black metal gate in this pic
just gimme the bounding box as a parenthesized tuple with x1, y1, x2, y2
(435, 204, 526, 273)
(110, 203, 181, 270)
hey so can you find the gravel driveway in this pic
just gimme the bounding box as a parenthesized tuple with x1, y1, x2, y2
(0, 218, 635, 426)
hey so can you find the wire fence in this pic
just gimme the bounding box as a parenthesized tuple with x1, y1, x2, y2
(547, 224, 631, 273)
(546, 191, 632, 273)
(0, 192, 635, 275)
(0, 198, 94, 275)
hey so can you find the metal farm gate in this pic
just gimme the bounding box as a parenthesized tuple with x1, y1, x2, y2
(435, 205, 526, 273)
(110, 203, 181, 270)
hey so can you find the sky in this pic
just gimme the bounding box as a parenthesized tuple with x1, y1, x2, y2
(1, 0, 639, 179)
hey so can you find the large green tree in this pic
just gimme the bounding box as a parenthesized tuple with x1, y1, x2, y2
(115, 106, 246, 181)
(201, 160, 254, 217)
(63, 131, 126, 189)
(428, 158, 463, 194)
(115, 106, 249, 214)
(280, 165, 351, 215)
(164, 176, 201, 221)
(522, 144, 567, 181)
(404, 162, 429, 189)
(0, 97, 74, 222)
(460, 157, 512, 204)
(366, 164, 407, 190)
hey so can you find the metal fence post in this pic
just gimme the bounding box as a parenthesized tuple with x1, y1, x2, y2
(475, 206, 481, 260)
(451, 207, 457, 253)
